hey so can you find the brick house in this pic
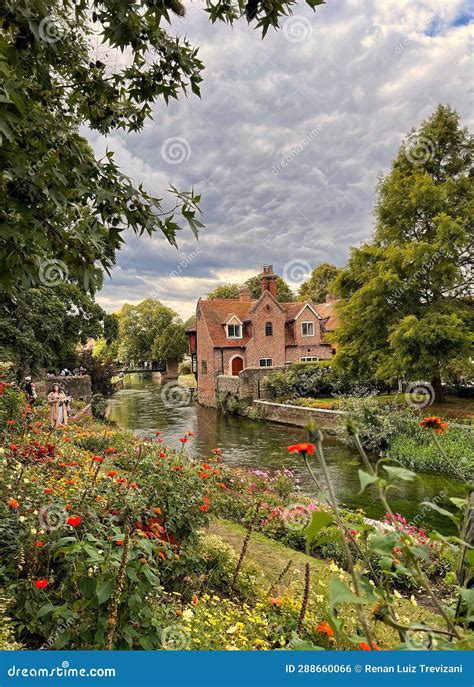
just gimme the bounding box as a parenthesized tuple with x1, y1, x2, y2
(186, 265, 338, 406)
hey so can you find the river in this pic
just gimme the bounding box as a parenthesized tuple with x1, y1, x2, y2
(107, 375, 458, 533)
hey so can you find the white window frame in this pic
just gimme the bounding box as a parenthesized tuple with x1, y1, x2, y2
(301, 321, 315, 337)
(259, 358, 273, 367)
(300, 356, 319, 362)
(227, 323, 242, 339)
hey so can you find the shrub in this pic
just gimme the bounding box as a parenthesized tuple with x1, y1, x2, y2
(178, 360, 192, 375)
(91, 392, 108, 419)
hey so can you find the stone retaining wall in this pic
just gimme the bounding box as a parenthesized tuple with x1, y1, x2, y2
(253, 399, 345, 429)
(35, 375, 92, 402)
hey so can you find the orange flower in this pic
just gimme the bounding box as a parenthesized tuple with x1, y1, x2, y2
(187, 431, 195, 437)
(105, 447, 116, 454)
(63, 436, 71, 442)
(216, 482, 228, 490)
(129, 482, 139, 490)
(270, 597, 283, 607)
(173, 465, 183, 472)
(419, 416, 448, 434)
(288, 443, 316, 455)
(35, 540, 44, 548)
(6, 419, 15, 426)
(8, 444, 18, 451)
(201, 463, 212, 470)
(116, 477, 127, 485)
(316, 621, 334, 637)
(7, 497, 19, 509)
(107, 471, 117, 477)
(159, 551, 166, 561)
(153, 507, 162, 515)
(212, 448, 222, 454)
(44, 488, 53, 494)
(199, 504, 209, 512)
(92, 456, 104, 463)
(191, 595, 199, 606)
(34, 579, 49, 589)
(198, 471, 210, 479)
(360, 641, 379, 650)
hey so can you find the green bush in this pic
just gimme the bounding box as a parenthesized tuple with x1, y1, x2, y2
(91, 392, 108, 419)
(178, 360, 192, 375)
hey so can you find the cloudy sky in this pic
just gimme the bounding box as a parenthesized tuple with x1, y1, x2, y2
(89, 0, 474, 320)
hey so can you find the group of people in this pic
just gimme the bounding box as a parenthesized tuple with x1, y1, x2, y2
(21, 376, 72, 429)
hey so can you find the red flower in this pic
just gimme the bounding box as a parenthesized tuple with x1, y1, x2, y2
(216, 482, 228, 490)
(316, 621, 334, 637)
(34, 579, 49, 589)
(8, 444, 18, 451)
(35, 540, 44, 548)
(199, 504, 209, 512)
(115, 540, 124, 546)
(67, 516, 81, 527)
(116, 477, 127, 485)
(105, 447, 116, 454)
(44, 488, 53, 494)
(129, 482, 139, 490)
(92, 456, 104, 463)
(159, 551, 166, 561)
(187, 431, 195, 437)
(198, 471, 210, 479)
(6, 419, 15, 426)
(360, 641, 379, 650)
(107, 470, 117, 477)
(63, 436, 71, 442)
(155, 431, 161, 436)
(159, 451, 166, 458)
(173, 465, 183, 472)
(212, 448, 222, 454)
(179, 437, 188, 444)
(7, 498, 19, 509)
(419, 416, 448, 434)
(201, 463, 212, 470)
(287, 443, 316, 455)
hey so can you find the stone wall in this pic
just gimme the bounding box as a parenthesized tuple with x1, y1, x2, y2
(216, 375, 240, 403)
(238, 367, 284, 402)
(35, 375, 92, 402)
(253, 399, 345, 429)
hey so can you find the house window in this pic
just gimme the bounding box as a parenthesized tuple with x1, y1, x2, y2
(265, 321, 273, 336)
(201, 361, 208, 374)
(259, 358, 273, 367)
(301, 321, 314, 337)
(300, 356, 319, 362)
(227, 323, 242, 339)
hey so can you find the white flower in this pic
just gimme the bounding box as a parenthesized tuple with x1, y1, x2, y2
(30, 528, 37, 535)
(19, 516, 25, 523)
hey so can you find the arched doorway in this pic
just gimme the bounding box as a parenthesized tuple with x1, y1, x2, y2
(230, 356, 244, 376)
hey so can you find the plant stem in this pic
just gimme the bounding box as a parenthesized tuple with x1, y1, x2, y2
(297, 562, 310, 635)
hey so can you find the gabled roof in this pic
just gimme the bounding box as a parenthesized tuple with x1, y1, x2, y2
(195, 297, 338, 348)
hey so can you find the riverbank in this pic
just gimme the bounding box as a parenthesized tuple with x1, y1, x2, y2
(1, 382, 472, 650)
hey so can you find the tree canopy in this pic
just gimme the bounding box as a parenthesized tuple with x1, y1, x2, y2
(206, 274, 295, 301)
(153, 322, 188, 364)
(0, 283, 109, 373)
(115, 299, 179, 364)
(1, 0, 323, 293)
(298, 263, 340, 302)
(333, 105, 474, 401)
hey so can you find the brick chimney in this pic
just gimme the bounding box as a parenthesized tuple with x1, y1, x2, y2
(260, 265, 278, 298)
(239, 286, 251, 302)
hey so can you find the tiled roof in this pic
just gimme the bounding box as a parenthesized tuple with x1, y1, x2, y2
(197, 296, 339, 348)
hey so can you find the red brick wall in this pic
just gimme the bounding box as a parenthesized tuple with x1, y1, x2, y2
(244, 294, 286, 368)
(288, 306, 333, 362)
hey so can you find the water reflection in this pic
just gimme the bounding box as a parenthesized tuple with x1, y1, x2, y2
(107, 376, 458, 533)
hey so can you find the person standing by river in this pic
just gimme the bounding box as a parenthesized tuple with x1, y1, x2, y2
(47, 383, 68, 428)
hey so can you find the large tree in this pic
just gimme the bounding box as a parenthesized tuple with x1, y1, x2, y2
(116, 299, 178, 364)
(153, 322, 188, 363)
(0, 283, 109, 373)
(333, 105, 473, 402)
(206, 274, 295, 301)
(298, 263, 340, 302)
(1, 0, 323, 293)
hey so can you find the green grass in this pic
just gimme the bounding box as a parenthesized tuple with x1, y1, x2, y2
(208, 518, 444, 649)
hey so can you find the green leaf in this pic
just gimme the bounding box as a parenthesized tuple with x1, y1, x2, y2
(329, 577, 366, 611)
(303, 511, 334, 553)
(358, 469, 378, 494)
(421, 501, 458, 524)
(96, 579, 114, 605)
(139, 635, 154, 650)
(383, 465, 417, 482)
(37, 603, 55, 618)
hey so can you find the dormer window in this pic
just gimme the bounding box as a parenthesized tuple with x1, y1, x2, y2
(227, 323, 242, 339)
(265, 322, 273, 336)
(301, 321, 315, 337)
